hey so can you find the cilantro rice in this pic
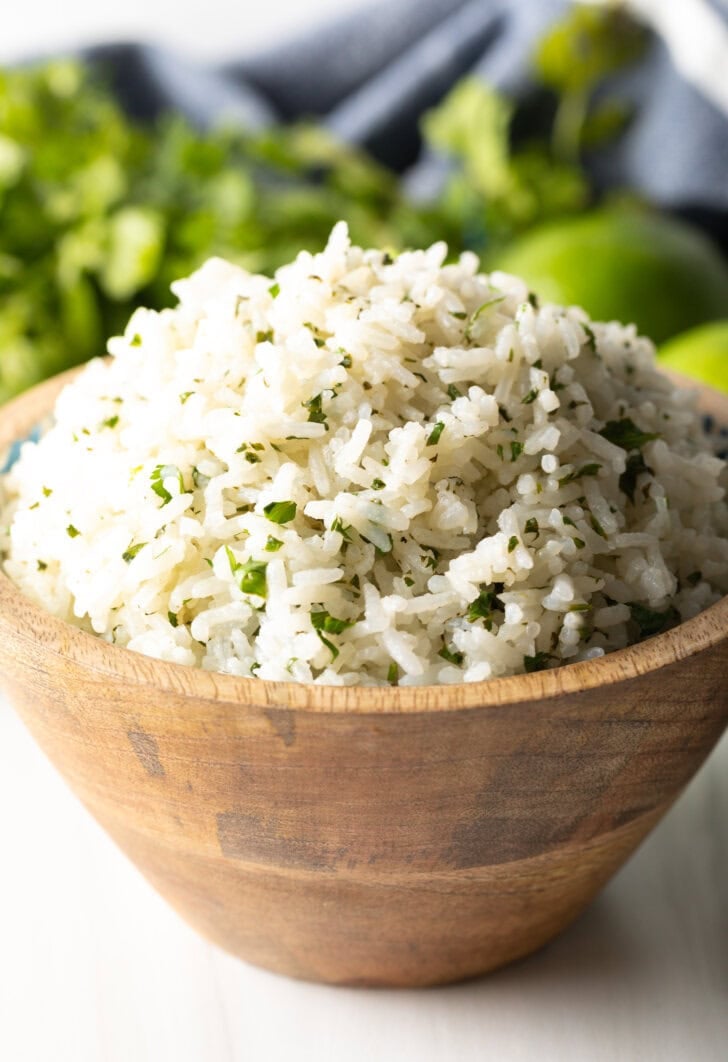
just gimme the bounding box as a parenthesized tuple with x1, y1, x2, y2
(1, 223, 726, 685)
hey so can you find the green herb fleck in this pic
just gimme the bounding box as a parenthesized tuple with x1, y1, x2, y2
(122, 542, 146, 562)
(558, 462, 601, 486)
(179, 391, 194, 404)
(304, 393, 328, 428)
(467, 589, 500, 625)
(311, 610, 355, 636)
(331, 516, 352, 541)
(256, 329, 274, 344)
(522, 388, 539, 405)
(387, 661, 399, 685)
(168, 611, 179, 628)
(508, 535, 519, 553)
(524, 517, 539, 537)
(599, 417, 658, 451)
(66, 524, 80, 538)
(264, 536, 283, 552)
(130, 333, 142, 347)
(226, 548, 268, 597)
(102, 415, 119, 429)
(619, 452, 651, 503)
(686, 571, 702, 587)
(263, 500, 297, 524)
(582, 324, 597, 353)
(510, 440, 524, 462)
(447, 384, 461, 400)
(524, 652, 550, 673)
(438, 644, 464, 666)
(589, 515, 607, 538)
(630, 603, 680, 638)
(268, 282, 280, 298)
(151, 464, 184, 505)
(371, 478, 385, 490)
(426, 421, 445, 446)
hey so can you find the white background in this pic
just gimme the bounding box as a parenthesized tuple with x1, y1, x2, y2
(1, 2, 727, 1059)
(0, 0, 376, 63)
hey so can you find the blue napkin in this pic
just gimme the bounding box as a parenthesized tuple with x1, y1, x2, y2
(85, 0, 728, 223)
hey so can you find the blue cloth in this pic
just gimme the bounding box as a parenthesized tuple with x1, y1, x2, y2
(84, 0, 728, 219)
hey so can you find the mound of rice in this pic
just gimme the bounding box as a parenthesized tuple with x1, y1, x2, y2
(1, 223, 727, 685)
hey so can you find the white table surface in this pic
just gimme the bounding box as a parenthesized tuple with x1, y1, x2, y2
(0, 694, 725, 1062)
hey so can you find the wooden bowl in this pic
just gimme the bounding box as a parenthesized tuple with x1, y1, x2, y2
(0, 369, 726, 988)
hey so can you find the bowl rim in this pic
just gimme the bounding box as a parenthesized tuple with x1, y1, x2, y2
(0, 366, 726, 715)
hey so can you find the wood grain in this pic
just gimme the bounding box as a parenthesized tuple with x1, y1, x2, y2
(0, 369, 726, 986)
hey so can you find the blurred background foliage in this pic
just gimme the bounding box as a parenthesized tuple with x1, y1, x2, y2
(0, 2, 727, 404)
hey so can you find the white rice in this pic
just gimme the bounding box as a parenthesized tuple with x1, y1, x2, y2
(1, 223, 726, 686)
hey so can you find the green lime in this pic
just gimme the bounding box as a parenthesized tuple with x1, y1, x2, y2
(497, 208, 728, 344)
(659, 320, 728, 393)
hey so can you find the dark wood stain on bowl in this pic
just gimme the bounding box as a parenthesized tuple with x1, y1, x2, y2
(127, 729, 166, 778)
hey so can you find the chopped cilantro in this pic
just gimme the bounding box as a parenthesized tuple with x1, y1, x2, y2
(447, 384, 461, 400)
(192, 467, 210, 489)
(263, 500, 297, 524)
(102, 415, 119, 429)
(426, 421, 445, 446)
(524, 517, 539, 537)
(311, 610, 355, 636)
(582, 323, 597, 352)
(466, 295, 506, 339)
(37, 559, 48, 571)
(450, 310, 467, 320)
(264, 536, 283, 552)
(42, 486, 52, 497)
(522, 388, 539, 405)
(256, 329, 274, 344)
(371, 478, 385, 490)
(179, 391, 194, 404)
(66, 524, 80, 538)
(510, 440, 524, 462)
(151, 464, 184, 505)
(438, 644, 464, 666)
(387, 661, 399, 685)
(168, 611, 179, 628)
(340, 352, 352, 368)
(330, 516, 352, 541)
(130, 333, 142, 347)
(226, 548, 268, 597)
(619, 452, 651, 503)
(524, 652, 550, 673)
(304, 393, 328, 428)
(122, 542, 146, 562)
(573, 537, 586, 548)
(268, 282, 280, 298)
(599, 417, 658, 451)
(507, 535, 519, 553)
(467, 589, 500, 625)
(589, 515, 607, 538)
(558, 463, 601, 486)
(630, 603, 680, 638)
